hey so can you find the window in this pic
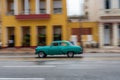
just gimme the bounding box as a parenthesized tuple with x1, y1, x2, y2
(105, 26, 109, 29)
(40, 1, 46, 14)
(118, 25, 120, 44)
(53, 26, 62, 41)
(85, 12, 88, 15)
(21, 0, 31, 14)
(72, 28, 92, 42)
(7, 0, 14, 15)
(60, 42, 67, 46)
(53, 0, 62, 13)
(105, 0, 111, 9)
(37, 27, 46, 46)
(119, 0, 120, 8)
(85, 12, 88, 17)
(53, 43, 59, 46)
(118, 24, 120, 29)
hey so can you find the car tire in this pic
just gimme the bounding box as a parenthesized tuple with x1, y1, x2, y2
(67, 52, 74, 58)
(38, 52, 46, 58)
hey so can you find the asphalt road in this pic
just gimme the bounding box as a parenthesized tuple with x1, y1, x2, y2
(0, 53, 120, 80)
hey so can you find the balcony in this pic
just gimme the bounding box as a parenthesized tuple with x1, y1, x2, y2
(100, 9, 120, 19)
(15, 11, 50, 20)
(16, 14, 50, 20)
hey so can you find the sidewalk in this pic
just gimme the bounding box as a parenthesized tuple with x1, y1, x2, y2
(0, 48, 120, 56)
(0, 48, 35, 55)
(85, 48, 120, 53)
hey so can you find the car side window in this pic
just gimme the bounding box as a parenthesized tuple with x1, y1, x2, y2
(53, 43, 59, 46)
(61, 42, 67, 46)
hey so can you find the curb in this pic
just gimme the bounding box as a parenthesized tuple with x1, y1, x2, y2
(0, 52, 34, 56)
(0, 51, 120, 56)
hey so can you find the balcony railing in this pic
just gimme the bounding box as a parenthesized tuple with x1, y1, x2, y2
(53, 8, 62, 13)
(19, 9, 34, 14)
(16, 11, 50, 20)
(19, 10, 47, 14)
(100, 9, 120, 16)
(40, 9, 46, 14)
(6, 10, 14, 15)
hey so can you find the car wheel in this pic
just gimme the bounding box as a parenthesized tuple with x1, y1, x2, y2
(38, 52, 46, 58)
(67, 52, 74, 58)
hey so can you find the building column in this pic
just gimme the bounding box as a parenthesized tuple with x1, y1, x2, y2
(46, 0, 51, 14)
(2, 27, 8, 48)
(18, 0, 22, 14)
(15, 27, 22, 48)
(111, 0, 118, 8)
(35, 0, 40, 14)
(62, 25, 68, 40)
(24, 0, 29, 14)
(46, 26, 53, 45)
(113, 23, 119, 47)
(30, 26, 37, 48)
(14, 0, 18, 15)
(99, 23, 104, 48)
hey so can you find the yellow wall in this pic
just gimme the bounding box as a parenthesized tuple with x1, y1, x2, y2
(68, 22, 99, 43)
(1, 0, 68, 47)
(0, 0, 1, 42)
(1, 0, 99, 48)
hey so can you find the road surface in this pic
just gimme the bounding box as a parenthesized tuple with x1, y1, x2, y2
(0, 53, 120, 80)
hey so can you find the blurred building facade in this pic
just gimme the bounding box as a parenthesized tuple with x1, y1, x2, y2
(1, 0, 68, 48)
(84, 0, 120, 48)
(68, 16, 99, 48)
(0, 0, 2, 42)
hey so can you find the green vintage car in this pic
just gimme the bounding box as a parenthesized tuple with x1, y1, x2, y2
(35, 41, 83, 58)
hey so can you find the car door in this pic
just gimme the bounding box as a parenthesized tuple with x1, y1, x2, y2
(59, 42, 68, 54)
(48, 42, 60, 55)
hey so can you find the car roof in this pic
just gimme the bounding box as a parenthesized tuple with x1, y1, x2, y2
(53, 41, 69, 43)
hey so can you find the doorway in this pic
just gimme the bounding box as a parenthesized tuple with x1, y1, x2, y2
(22, 27, 30, 47)
(7, 27, 15, 47)
(37, 26, 46, 46)
(104, 24, 113, 46)
(118, 25, 120, 46)
(53, 26, 62, 41)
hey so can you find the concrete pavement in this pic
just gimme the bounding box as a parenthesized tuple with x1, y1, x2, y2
(0, 54, 120, 80)
(0, 48, 120, 56)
